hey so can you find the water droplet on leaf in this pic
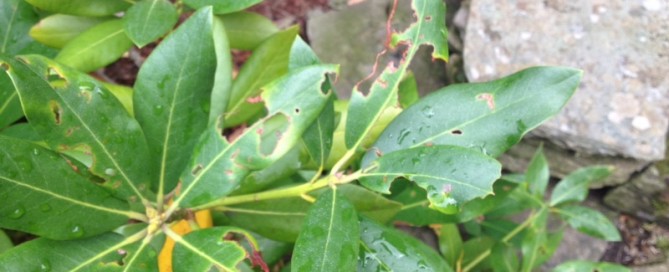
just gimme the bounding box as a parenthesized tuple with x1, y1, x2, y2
(104, 168, 116, 176)
(32, 148, 40, 156)
(71, 225, 85, 237)
(40, 203, 52, 212)
(153, 105, 164, 115)
(397, 129, 411, 145)
(40, 261, 51, 271)
(9, 207, 25, 219)
(421, 106, 434, 118)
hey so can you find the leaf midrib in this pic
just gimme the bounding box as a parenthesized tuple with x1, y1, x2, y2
(0, 91, 17, 114)
(59, 28, 124, 61)
(318, 192, 337, 271)
(0, 1, 18, 54)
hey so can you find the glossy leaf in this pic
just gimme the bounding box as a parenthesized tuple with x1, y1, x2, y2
(292, 189, 359, 271)
(30, 14, 108, 48)
(176, 64, 336, 208)
(462, 236, 495, 270)
(359, 218, 452, 272)
(224, 26, 298, 127)
(437, 224, 463, 266)
(208, 16, 233, 124)
(1, 55, 152, 202)
(124, 0, 178, 47)
(55, 19, 133, 73)
(345, 0, 448, 150)
(490, 243, 519, 272)
(550, 166, 612, 206)
(184, 0, 263, 14)
(321, 184, 402, 224)
(555, 205, 621, 241)
(232, 147, 301, 195)
(362, 67, 582, 166)
(101, 82, 134, 117)
(526, 146, 549, 197)
(0, 230, 12, 254)
(553, 260, 631, 272)
(219, 11, 279, 50)
(0, 232, 138, 271)
(134, 7, 217, 194)
(0, 136, 132, 239)
(24, 0, 130, 17)
(389, 181, 458, 225)
(0, 123, 41, 142)
(360, 145, 501, 214)
(172, 227, 253, 272)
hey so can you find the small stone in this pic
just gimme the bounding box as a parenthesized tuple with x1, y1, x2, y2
(632, 116, 652, 131)
(643, 0, 663, 11)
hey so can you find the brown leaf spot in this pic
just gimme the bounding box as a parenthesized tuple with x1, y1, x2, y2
(374, 148, 383, 157)
(424, 15, 432, 22)
(451, 129, 462, 135)
(191, 164, 203, 176)
(0, 62, 8, 71)
(476, 93, 495, 110)
(424, 142, 434, 147)
(49, 101, 62, 125)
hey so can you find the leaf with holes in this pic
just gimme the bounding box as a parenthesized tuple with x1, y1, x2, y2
(0, 55, 152, 202)
(183, 0, 263, 15)
(175, 64, 336, 208)
(360, 145, 501, 214)
(292, 189, 359, 272)
(550, 166, 612, 207)
(24, 0, 130, 17)
(345, 0, 448, 151)
(55, 19, 133, 73)
(30, 14, 108, 49)
(224, 26, 298, 127)
(362, 67, 582, 167)
(134, 7, 217, 195)
(0, 136, 133, 239)
(124, 0, 178, 48)
(359, 217, 452, 272)
(172, 227, 258, 271)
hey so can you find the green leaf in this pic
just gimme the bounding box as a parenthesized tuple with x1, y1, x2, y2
(526, 146, 549, 197)
(30, 14, 108, 49)
(172, 227, 253, 272)
(490, 243, 519, 272)
(232, 147, 301, 195)
(0, 123, 41, 142)
(398, 71, 419, 108)
(359, 217, 452, 272)
(101, 82, 134, 117)
(0, 229, 12, 254)
(0, 232, 144, 271)
(225, 197, 309, 242)
(124, 0, 178, 47)
(555, 205, 621, 241)
(461, 236, 495, 271)
(1, 0, 46, 55)
(0, 136, 134, 239)
(218, 11, 279, 50)
(292, 189, 359, 272)
(134, 7, 217, 195)
(360, 145, 501, 214)
(345, 0, 448, 150)
(362, 67, 582, 166)
(553, 260, 631, 272)
(1, 55, 152, 202)
(550, 166, 612, 206)
(388, 181, 458, 225)
(0, 73, 21, 129)
(55, 19, 133, 73)
(208, 16, 233, 124)
(520, 209, 549, 272)
(176, 64, 336, 208)
(225, 184, 401, 242)
(183, 0, 263, 14)
(224, 26, 298, 127)
(437, 224, 463, 267)
(24, 0, 130, 17)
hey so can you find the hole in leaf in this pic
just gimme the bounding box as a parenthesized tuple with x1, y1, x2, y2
(451, 129, 462, 135)
(294, 108, 300, 114)
(49, 101, 62, 125)
(46, 67, 67, 88)
(259, 114, 289, 156)
(191, 164, 203, 176)
(0, 62, 9, 71)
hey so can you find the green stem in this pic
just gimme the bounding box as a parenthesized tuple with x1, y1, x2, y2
(461, 209, 544, 272)
(193, 171, 361, 210)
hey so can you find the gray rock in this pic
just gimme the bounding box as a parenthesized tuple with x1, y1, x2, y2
(307, 0, 447, 98)
(604, 166, 669, 227)
(499, 137, 647, 188)
(463, 0, 669, 161)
